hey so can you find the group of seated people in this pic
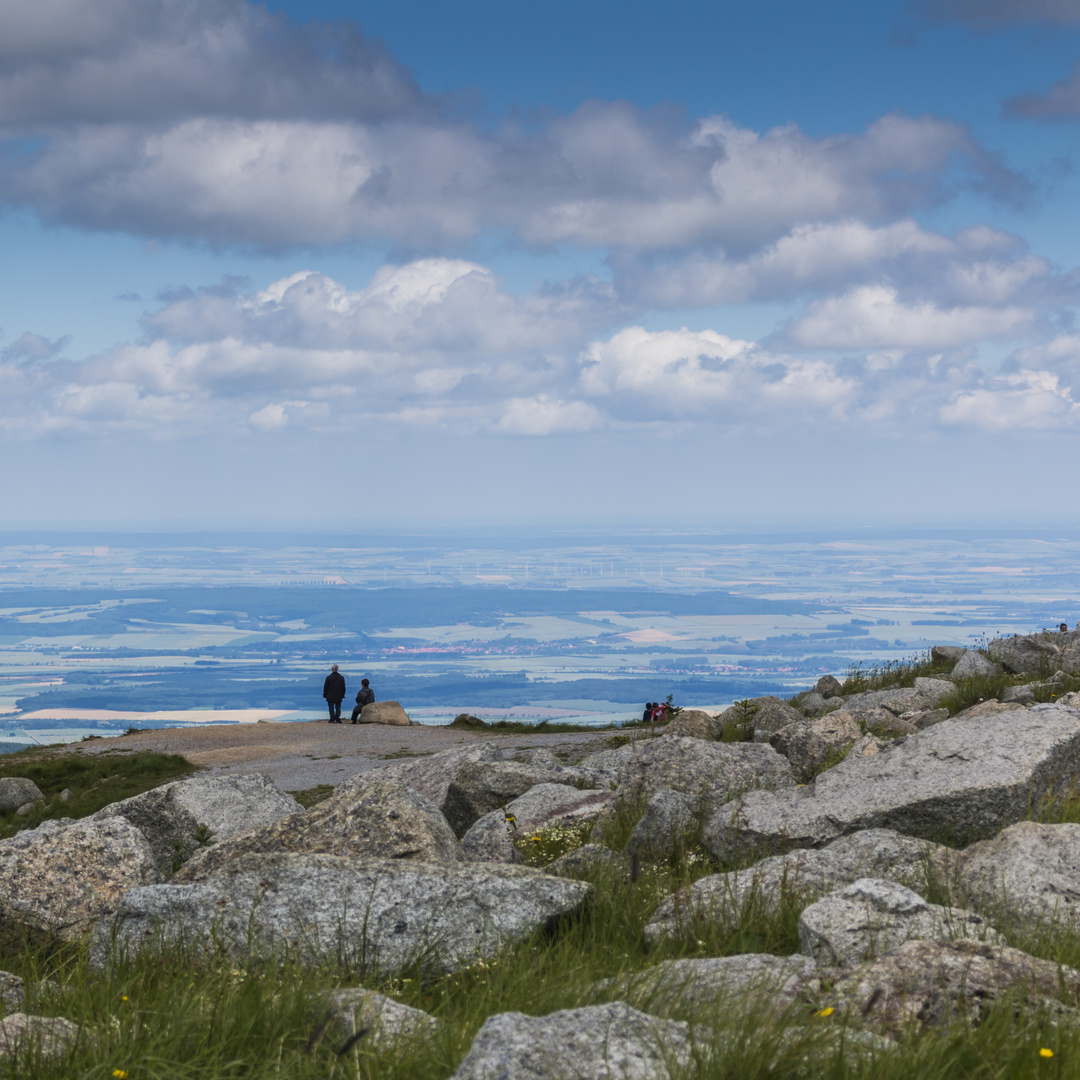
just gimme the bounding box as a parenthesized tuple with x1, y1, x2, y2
(641, 701, 669, 724)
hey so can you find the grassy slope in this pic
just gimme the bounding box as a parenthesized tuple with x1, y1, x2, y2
(5, 656, 1080, 1077)
(4, 781, 1080, 1078)
(0, 747, 197, 841)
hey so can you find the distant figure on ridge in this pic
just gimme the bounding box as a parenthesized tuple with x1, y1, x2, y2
(351, 678, 375, 724)
(323, 664, 346, 723)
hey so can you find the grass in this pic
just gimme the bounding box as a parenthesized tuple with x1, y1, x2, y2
(5, 758, 1080, 1077)
(840, 651, 954, 695)
(0, 747, 196, 840)
(444, 710, 686, 736)
(837, 650, 1080, 718)
(446, 714, 623, 734)
(287, 784, 336, 809)
(7, 820, 1080, 1079)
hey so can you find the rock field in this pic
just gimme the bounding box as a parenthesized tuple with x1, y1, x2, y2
(5, 628, 1080, 1075)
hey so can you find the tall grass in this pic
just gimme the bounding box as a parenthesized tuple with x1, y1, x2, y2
(0, 750, 196, 840)
(7, 837, 1080, 1080)
(840, 651, 952, 695)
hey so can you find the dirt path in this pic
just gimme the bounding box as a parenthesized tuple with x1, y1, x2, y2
(65, 720, 615, 792)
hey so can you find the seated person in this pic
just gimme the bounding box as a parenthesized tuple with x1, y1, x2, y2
(350, 678, 375, 723)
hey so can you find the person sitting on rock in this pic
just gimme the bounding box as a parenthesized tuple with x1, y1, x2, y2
(323, 665, 346, 723)
(351, 678, 375, 724)
(1061, 623, 1070, 633)
(641, 702, 655, 725)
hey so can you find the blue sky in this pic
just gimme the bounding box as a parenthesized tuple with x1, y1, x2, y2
(3, 0, 1080, 528)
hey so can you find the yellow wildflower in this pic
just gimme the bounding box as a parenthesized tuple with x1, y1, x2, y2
(815, 1007, 834, 1017)
(1040, 1048, 1054, 1058)
(112, 1071, 128, 1079)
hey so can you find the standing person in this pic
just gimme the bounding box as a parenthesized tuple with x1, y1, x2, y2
(323, 664, 346, 723)
(351, 678, 375, 724)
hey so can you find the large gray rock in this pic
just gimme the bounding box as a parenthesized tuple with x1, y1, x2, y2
(841, 679, 953, 716)
(901, 708, 950, 730)
(0, 778, 43, 813)
(644, 829, 944, 944)
(796, 692, 827, 715)
(461, 813, 518, 864)
(101, 853, 592, 975)
(449, 1002, 692, 1080)
(94, 773, 301, 875)
(349, 743, 506, 811)
(1001, 685, 1035, 705)
(0, 1014, 81, 1060)
(358, 700, 412, 726)
(326, 988, 438, 1052)
(174, 776, 464, 881)
(949, 821, 1080, 929)
(953, 700, 1023, 720)
(989, 630, 1080, 676)
(768, 712, 862, 782)
(931, 646, 968, 666)
(951, 651, 1002, 679)
(503, 782, 613, 830)
(597, 954, 817, 1018)
(625, 790, 697, 860)
(444, 762, 596, 836)
(747, 698, 805, 742)
(704, 704, 1080, 858)
(857, 709, 917, 738)
(579, 736, 794, 805)
(515, 748, 563, 769)
(660, 709, 720, 741)
(798, 878, 1002, 968)
(462, 783, 612, 864)
(827, 938, 1080, 1032)
(815, 675, 844, 697)
(838, 687, 918, 714)
(0, 816, 161, 937)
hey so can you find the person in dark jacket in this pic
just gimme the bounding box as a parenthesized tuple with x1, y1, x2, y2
(323, 664, 346, 723)
(350, 678, 375, 724)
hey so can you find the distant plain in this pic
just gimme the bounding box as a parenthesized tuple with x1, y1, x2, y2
(1, 528, 1077, 748)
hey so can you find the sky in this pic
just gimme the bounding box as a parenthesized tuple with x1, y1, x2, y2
(3, 0, 1080, 529)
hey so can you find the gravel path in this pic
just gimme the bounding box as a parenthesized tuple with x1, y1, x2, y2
(65, 720, 615, 792)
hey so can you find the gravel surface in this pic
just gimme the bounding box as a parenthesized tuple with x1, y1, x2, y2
(64, 721, 618, 792)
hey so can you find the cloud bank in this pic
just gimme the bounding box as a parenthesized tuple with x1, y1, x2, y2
(2, 259, 1078, 439)
(0, 1, 1076, 451)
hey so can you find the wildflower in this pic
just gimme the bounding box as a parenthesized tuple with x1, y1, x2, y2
(112, 1071, 128, 1079)
(1040, 1048, 1054, 1058)
(121, 996, 128, 1001)
(815, 1007, 834, 1018)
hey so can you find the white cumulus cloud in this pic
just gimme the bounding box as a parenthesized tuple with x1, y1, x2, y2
(785, 285, 1034, 350)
